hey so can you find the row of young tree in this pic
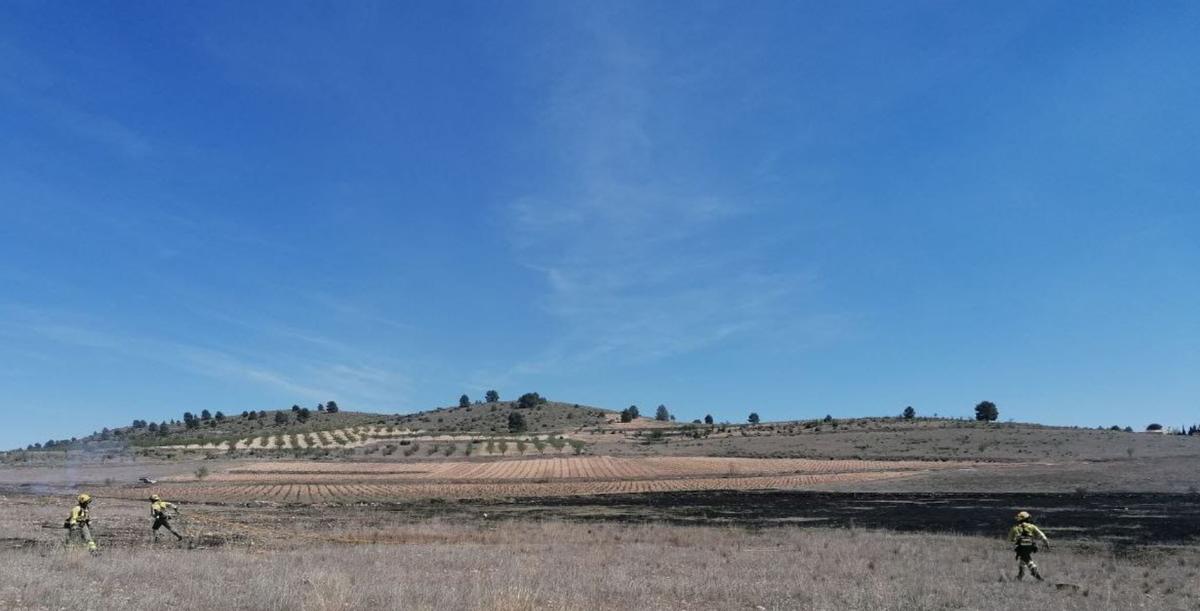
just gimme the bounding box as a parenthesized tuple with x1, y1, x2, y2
(177, 401, 341, 429)
(27, 400, 343, 450)
(128, 401, 343, 435)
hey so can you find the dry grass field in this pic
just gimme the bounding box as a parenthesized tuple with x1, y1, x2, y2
(2, 518, 1197, 610)
(826, 455, 1200, 494)
(590, 419, 1200, 462)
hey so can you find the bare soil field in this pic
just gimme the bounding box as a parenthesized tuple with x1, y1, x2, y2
(0, 460, 210, 489)
(63, 456, 975, 504)
(91, 471, 930, 504)
(188, 456, 975, 482)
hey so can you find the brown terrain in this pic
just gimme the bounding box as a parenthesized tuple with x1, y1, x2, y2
(2, 404, 1198, 609)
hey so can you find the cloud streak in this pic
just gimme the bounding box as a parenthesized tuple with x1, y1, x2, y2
(0, 39, 152, 158)
(0, 303, 410, 409)
(503, 12, 817, 375)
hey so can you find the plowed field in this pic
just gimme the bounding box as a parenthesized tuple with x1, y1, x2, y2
(192, 456, 962, 481)
(102, 457, 976, 504)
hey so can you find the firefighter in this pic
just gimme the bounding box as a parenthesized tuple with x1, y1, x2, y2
(63, 493, 98, 554)
(1008, 510, 1050, 581)
(149, 494, 184, 542)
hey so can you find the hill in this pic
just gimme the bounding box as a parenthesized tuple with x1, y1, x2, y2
(393, 399, 612, 433)
(9, 408, 386, 454)
(12, 399, 1198, 473)
(589, 417, 1200, 462)
(5, 396, 618, 456)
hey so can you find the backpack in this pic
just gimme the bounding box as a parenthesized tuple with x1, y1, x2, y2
(1015, 525, 1037, 549)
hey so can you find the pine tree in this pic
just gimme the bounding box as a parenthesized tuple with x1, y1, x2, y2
(974, 401, 999, 422)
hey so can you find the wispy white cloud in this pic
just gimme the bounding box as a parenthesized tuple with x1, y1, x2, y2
(307, 293, 415, 334)
(0, 39, 152, 158)
(47, 102, 152, 158)
(174, 345, 334, 401)
(501, 12, 826, 376)
(0, 303, 410, 409)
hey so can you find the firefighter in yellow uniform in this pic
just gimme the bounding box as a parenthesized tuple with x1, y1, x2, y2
(64, 493, 98, 554)
(1008, 511, 1050, 581)
(149, 494, 184, 543)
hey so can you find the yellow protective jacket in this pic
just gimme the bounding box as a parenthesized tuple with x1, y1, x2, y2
(150, 500, 176, 518)
(1008, 522, 1048, 546)
(68, 505, 90, 526)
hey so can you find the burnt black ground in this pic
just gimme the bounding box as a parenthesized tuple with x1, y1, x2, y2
(459, 491, 1200, 545)
(9, 487, 1199, 549)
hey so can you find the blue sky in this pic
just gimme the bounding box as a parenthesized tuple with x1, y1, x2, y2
(1, 2, 1197, 449)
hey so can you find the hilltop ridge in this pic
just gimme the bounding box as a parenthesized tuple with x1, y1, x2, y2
(5, 395, 628, 454)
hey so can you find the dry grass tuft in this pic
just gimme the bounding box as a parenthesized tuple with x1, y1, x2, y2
(1, 521, 1196, 610)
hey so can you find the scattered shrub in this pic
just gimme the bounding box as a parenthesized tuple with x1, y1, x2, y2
(508, 411, 528, 433)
